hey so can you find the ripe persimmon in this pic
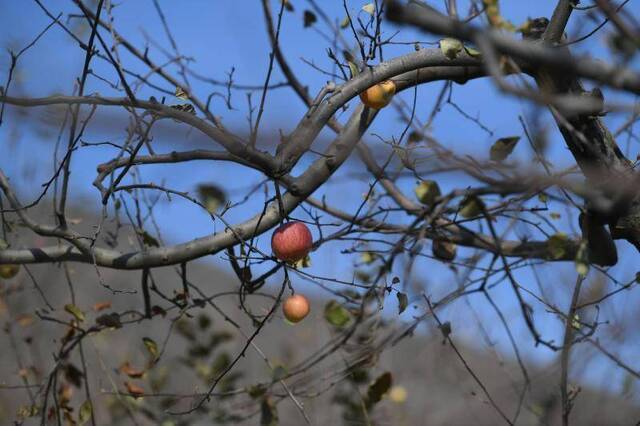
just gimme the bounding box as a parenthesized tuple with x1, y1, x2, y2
(359, 80, 396, 109)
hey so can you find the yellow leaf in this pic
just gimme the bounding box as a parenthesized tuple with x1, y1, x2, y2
(142, 337, 159, 361)
(459, 196, 484, 218)
(78, 400, 92, 425)
(362, 3, 375, 16)
(490, 136, 520, 162)
(547, 233, 569, 260)
(571, 314, 581, 330)
(360, 252, 376, 265)
(464, 45, 482, 58)
(174, 86, 188, 100)
(482, 0, 516, 31)
(64, 304, 85, 322)
(575, 241, 589, 277)
(197, 184, 227, 213)
(389, 385, 408, 403)
(439, 38, 463, 60)
(347, 60, 359, 78)
(414, 180, 441, 205)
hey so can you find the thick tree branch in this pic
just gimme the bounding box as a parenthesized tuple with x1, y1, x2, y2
(275, 48, 481, 173)
(542, 0, 575, 43)
(385, 1, 640, 94)
(0, 93, 277, 174)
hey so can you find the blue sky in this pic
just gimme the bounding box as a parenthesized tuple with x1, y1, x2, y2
(1, 0, 640, 397)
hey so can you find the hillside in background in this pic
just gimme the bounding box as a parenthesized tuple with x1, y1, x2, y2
(0, 206, 638, 425)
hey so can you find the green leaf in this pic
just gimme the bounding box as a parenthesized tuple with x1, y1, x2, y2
(303, 10, 316, 28)
(490, 136, 520, 161)
(340, 15, 350, 29)
(547, 232, 570, 260)
(142, 337, 159, 361)
(324, 300, 351, 328)
(464, 45, 482, 58)
(362, 3, 375, 16)
(260, 396, 278, 426)
(211, 352, 231, 377)
(367, 372, 392, 406)
(347, 60, 359, 78)
(139, 230, 160, 247)
(247, 384, 267, 399)
(396, 292, 408, 314)
(408, 131, 423, 144)
(64, 304, 85, 322)
(439, 321, 452, 340)
(197, 184, 227, 213)
(198, 314, 211, 330)
(414, 180, 441, 205)
(459, 196, 484, 218)
(63, 363, 84, 387)
(348, 367, 370, 384)
(439, 38, 463, 60)
(272, 365, 287, 381)
(78, 400, 92, 425)
(175, 318, 196, 342)
(432, 240, 457, 261)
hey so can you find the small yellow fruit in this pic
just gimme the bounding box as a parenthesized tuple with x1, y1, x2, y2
(283, 294, 310, 323)
(359, 80, 396, 109)
(0, 264, 19, 279)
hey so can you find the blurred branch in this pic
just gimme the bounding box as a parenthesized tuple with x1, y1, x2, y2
(385, 1, 640, 94)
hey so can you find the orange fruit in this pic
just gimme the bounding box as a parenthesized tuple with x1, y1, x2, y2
(283, 294, 310, 323)
(359, 80, 396, 109)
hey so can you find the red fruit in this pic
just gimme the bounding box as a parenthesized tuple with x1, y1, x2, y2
(271, 221, 313, 262)
(283, 294, 310, 323)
